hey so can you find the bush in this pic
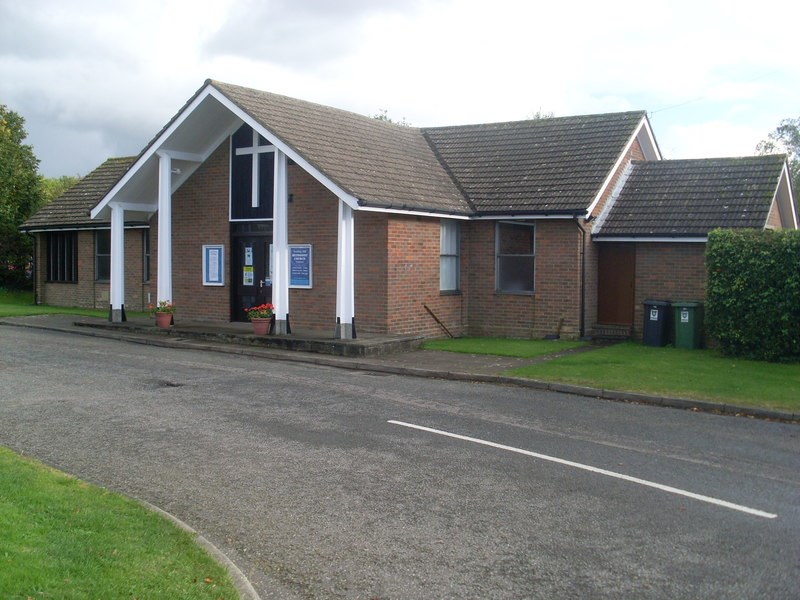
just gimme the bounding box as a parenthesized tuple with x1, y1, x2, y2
(706, 229, 800, 361)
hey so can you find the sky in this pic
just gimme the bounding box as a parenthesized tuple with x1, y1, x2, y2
(1, 0, 798, 178)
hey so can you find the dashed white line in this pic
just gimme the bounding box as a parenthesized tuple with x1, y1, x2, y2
(388, 420, 777, 520)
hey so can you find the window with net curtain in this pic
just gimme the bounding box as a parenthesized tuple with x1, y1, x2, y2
(440, 220, 460, 292)
(496, 222, 535, 293)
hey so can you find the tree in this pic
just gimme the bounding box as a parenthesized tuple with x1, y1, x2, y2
(0, 105, 42, 289)
(528, 109, 555, 120)
(41, 174, 80, 204)
(372, 109, 411, 127)
(756, 117, 799, 189)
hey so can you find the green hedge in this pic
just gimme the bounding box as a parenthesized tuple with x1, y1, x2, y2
(706, 229, 800, 362)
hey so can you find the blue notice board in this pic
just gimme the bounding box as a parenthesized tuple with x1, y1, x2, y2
(289, 244, 312, 288)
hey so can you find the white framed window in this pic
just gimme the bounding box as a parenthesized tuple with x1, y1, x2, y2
(440, 220, 460, 292)
(496, 221, 535, 294)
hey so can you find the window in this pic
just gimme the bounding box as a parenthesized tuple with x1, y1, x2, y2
(95, 230, 110, 281)
(143, 228, 150, 282)
(230, 124, 275, 220)
(46, 231, 77, 283)
(496, 222, 535, 293)
(440, 220, 460, 292)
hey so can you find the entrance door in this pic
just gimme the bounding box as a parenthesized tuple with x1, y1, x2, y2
(597, 243, 635, 325)
(232, 234, 272, 321)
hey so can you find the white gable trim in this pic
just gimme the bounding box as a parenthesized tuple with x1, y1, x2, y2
(585, 116, 662, 217)
(591, 161, 634, 235)
(91, 83, 362, 220)
(206, 87, 361, 210)
(780, 161, 798, 228)
(91, 86, 222, 219)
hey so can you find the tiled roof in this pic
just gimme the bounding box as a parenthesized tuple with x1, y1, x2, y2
(422, 111, 646, 214)
(211, 81, 471, 215)
(21, 157, 137, 230)
(596, 156, 786, 237)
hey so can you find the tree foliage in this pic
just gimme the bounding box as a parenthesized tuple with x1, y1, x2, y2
(705, 229, 800, 362)
(41, 174, 80, 204)
(756, 116, 799, 189)
(0, 105, 42, 289)
(372, 109, 411, 127)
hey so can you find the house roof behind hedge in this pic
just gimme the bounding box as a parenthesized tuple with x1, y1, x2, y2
(21, 157, 137, 230)
(596, 155, 787, 237)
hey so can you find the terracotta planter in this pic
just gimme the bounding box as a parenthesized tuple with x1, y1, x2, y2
(250, 317, 270, 336)
(155, 312, 172, 329)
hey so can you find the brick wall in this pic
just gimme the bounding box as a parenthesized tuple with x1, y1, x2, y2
(632, 242, 707, 339)
(36, 228, 149, 311)
(354, 211, 388, 333)
(464, 220, 582, 339)
(384, 215, 466, 337)
(287, 165, 338, 331)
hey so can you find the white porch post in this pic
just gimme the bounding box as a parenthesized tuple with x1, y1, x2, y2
(109, 204, 126, 322)
(272, 148, 290, 334)
(335, 198, 355, 339)
(157, 151, 172, 304)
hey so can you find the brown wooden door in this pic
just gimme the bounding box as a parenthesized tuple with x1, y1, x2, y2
(597, 244, 635, 325)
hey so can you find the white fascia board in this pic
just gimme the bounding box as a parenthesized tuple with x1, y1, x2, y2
(639, 116, 662, 160)
(469, 213, 582, 220)
(594, 236, 707, 243)
(356, 205, 472, 219)
(91, 85, 221, 220)
(206, 87, 361, 211)
(780, 161, 798, 228)
(585, 116, 661, 217)
(591, 161, 633, 235)
(24, 224, 149, 233)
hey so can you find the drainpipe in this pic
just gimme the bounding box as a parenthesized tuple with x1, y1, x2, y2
(573, 217, 586, 339)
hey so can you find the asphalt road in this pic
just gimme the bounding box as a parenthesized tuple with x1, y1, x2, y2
(1, 326, 798, 599)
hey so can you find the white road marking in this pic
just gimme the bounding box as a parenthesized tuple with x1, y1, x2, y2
(388, 420, 778, 520)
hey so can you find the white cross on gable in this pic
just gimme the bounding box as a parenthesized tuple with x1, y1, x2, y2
(235, 129, 275, 208)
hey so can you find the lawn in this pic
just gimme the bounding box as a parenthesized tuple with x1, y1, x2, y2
(0, 446, 239, 600)
(505, 342, 800, 412)
(0, 289, 143, 319)
(421, 336, 587, 358)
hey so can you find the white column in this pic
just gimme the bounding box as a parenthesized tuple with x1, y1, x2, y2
(335, 199, 355, 339)
(109, 204, 126, 322)
(272, 148, 290, 334)
(157, 152, 172, 304)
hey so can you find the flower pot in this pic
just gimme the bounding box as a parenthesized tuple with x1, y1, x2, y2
(251, 317, 270, 336)
(155, 312, 172, 329)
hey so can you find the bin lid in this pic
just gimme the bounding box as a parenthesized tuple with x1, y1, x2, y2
(643, 299, 670, 306)
(672, 301, 702, 308)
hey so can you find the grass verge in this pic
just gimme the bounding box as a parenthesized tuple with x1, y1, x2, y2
(421, 336, 587, 358)
(505, 342, 800, 412)
(0, 289, 144, 319)
(0, 446, 239, 599)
